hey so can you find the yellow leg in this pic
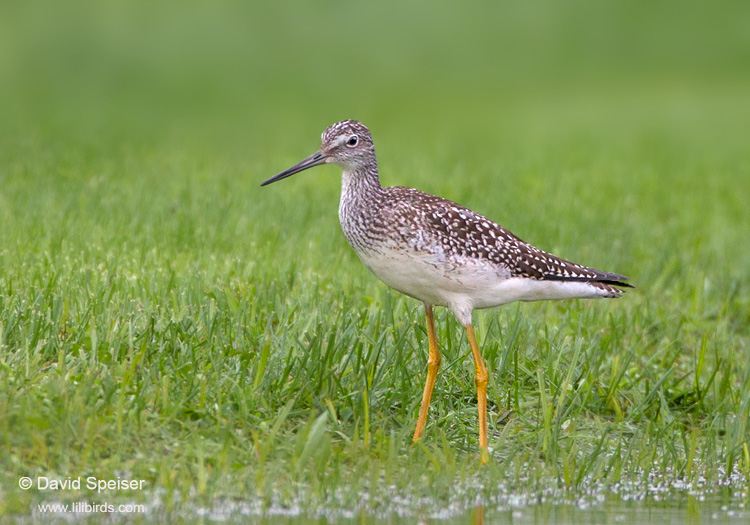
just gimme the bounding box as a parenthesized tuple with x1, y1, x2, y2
(465, 324, 489, 463)
(413, 304, 441, 443)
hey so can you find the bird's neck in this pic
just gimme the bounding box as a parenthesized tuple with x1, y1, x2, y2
(338, 164, 385, 254)
(340, 164, 383, 203)
(339, 165, 385, 257)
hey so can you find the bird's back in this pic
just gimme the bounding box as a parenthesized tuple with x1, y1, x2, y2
(340, 185, 631, 312)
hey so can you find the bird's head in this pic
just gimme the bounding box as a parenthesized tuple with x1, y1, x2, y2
(261, 120, 375, 186)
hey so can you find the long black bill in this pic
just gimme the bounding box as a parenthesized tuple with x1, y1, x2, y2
(261, 151, 328, 186)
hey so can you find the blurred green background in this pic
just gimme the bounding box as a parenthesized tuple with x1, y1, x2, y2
(3, 0, 750, 160)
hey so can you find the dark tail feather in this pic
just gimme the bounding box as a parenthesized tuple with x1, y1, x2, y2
(543, 274, 634, 289)
(597, 278, 634, 289)
(542, 271, 634, 297)
(594, 281, 630, 297)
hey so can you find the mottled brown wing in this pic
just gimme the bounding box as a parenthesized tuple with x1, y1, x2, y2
(414, 193, 631, 288)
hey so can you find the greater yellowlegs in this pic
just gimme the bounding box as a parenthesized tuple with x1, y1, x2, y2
(262, 120, 631, 462)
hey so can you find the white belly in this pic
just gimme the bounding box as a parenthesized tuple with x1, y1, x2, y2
(357, 248, 494, 307)
(356, 247, 610, 324)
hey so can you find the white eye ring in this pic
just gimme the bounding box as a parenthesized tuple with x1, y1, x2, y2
(346, 135, 359, 147)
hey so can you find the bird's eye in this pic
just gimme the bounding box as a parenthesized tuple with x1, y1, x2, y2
(346, 135, 359, 147)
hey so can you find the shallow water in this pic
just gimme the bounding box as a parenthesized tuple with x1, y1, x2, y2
(188, 498, 746, 524)
(182, 483, 748, 524)
(28, 472, 750, 523)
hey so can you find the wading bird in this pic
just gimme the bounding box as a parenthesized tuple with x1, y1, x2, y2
(262, 120, 631, 462)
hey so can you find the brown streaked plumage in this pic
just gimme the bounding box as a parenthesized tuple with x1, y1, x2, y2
(262, 119, 632, 463)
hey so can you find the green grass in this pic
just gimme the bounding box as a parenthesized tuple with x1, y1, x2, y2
(2, 1, 750, 522)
